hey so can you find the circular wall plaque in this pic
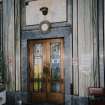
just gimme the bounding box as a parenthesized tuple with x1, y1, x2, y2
(40, 21, 51, 33)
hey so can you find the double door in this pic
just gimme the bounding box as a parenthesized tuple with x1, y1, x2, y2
(28, 38, 64, 104)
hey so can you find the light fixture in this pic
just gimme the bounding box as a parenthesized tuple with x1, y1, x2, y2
(40, 7, 48, 16)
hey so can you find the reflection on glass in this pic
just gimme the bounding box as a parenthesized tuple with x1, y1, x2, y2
(52, 82, 60, 92)
(51, 43, 61, 80)
(33, 44, 43, 92)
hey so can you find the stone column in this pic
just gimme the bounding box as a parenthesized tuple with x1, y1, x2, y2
(104, 0, 105, 87)
(15, 0, 21, 91)
(3, 0, 15, 91)
(73, 0, 98, 97)
(3, 0, 21, 91)
(73, 0, 79, 95)
(98, 0, 104, 87)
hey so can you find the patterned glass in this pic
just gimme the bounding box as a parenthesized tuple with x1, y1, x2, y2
(51, 43, 61, 80)
(52, 82, 60, 92)
(33, 44, 43, 92)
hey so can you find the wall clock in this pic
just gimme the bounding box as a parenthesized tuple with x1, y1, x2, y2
(40, 21, 51, 33)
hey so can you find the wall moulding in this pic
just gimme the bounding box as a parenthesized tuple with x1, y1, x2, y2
(21, 0, 72, 27)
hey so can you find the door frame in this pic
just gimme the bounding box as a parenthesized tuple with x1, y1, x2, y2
(21, 26, 72, 104)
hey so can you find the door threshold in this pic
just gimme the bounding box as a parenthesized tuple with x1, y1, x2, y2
(23, 102, 64, 105)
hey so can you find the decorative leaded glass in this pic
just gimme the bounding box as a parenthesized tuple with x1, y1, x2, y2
(52, 82, 60, 92)
(33, 44, 43, 92)
(51, 43, 61, 80)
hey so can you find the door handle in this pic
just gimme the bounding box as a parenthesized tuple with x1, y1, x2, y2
(0, 97, 2, 101)
(60, 79, 64, 83)
(47, 79, 64, 83)
(30, 78, 39, 82)
(30, 78, 35, 82)
(30, 78, 47, 82)
(48, 78, 51, 82)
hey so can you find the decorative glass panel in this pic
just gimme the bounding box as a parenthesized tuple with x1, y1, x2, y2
(52, 82, 60, 92)
(51, 43, 61, 80)
(33, 44, 43, 92)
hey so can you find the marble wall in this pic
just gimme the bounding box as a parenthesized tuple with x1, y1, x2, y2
(26, 0, 67, 25)
(2, 0, 105, 105)
(3, 0, 21, 91)
(73, 0, 104, 96)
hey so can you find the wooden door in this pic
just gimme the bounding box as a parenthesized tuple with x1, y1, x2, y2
(28, 38, 64, 104)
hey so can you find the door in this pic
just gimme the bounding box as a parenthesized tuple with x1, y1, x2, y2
(28, 38, 64, 104)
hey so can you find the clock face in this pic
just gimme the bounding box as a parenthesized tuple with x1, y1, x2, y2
(41, 23, 49, 32)
(40, 21, 51, 33)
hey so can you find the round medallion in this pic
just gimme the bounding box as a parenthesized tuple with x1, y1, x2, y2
(40, 21, 51, 33)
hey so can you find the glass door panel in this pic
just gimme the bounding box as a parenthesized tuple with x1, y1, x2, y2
(51, 43, 61, 81)
(50, 42, 61, 92)
(52, 82, 60, 92)
(33, 44, 43, 92)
